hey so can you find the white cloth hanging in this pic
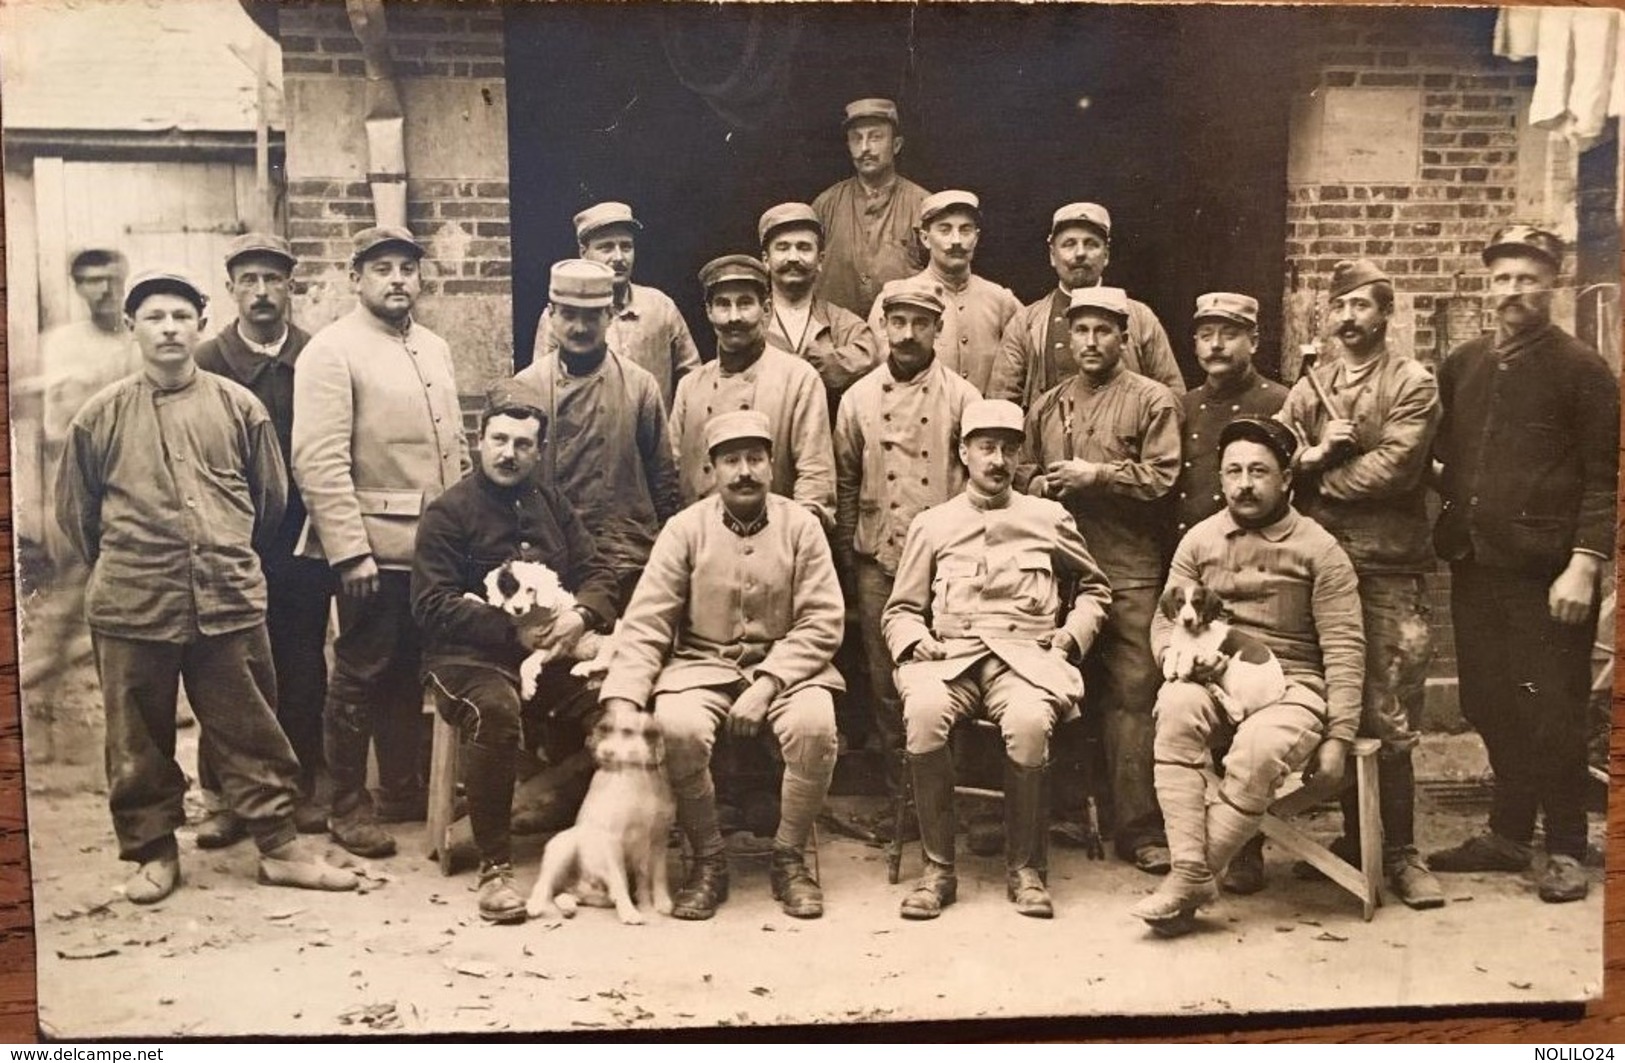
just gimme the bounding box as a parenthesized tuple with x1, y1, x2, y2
(1494, 7, 1625, 152)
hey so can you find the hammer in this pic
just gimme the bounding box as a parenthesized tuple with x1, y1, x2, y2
(1297, 341, 1344, 422)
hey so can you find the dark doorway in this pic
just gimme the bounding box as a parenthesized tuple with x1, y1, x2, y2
(504, 3, 1306, 382)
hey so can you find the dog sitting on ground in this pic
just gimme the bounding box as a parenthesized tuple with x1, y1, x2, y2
(524, 702, 675, 924)
(1159, 582, 1287, 724)
(468, 560, 616, 698)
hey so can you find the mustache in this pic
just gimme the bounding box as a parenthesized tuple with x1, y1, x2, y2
(727, 478, 763, 490)
(774, 262, 811, 274)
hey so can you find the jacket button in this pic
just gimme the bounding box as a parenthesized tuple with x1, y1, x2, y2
(1469, 496, 1479, 506)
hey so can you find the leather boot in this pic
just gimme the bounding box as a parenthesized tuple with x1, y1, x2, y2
(1380, 754, 1444, 910)
(900, 747, 958, 919)
(671, 854, 730, 921)
(1004, 758, 1053, 919)
(324, 698, 394, 857)
(769, 846, 823, 919)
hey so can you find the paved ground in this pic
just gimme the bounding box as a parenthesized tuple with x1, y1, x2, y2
(24, 728, 1605, 1040)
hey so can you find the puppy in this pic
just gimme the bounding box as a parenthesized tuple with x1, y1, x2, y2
(524, 703, 675, 925)
(470, 560, 613, 698)
(1159, 583, 1287, 724)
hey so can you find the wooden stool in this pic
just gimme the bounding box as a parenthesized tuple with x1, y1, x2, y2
(1258, 735, 1384, 920)
(424, 690, 460, 876)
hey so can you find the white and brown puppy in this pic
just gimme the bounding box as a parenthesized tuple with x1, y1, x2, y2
(1159, 583, 1287, 723)
(471, 559, 613, 698)
(524, 703, 676, 925)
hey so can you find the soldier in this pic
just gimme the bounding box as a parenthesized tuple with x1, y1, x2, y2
(670, 255, 835, 525)
(1429, 226, 1618, 904)
(868, 191, 1021, 396)
(293, 227, 470, 858)
(192, 234, 333, 846)
(56, 268, 356, 903)
(1022, 286, 1181, 875)
(987, 203, 1184, 407)
(811, 98, 931, 318)
(884, 399, 1113, 920)
(833, 280, 981, 830)
(533, 202, 700, 408)
(514, 260, 680, 609)
(600, 411, 846, 921)
(1276, 259, 1445, 909)
(759, 202, 879, 416)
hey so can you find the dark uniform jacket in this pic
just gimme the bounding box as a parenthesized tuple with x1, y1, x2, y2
(411, 468, 620, 679)
(1433, 323, 1619, 577)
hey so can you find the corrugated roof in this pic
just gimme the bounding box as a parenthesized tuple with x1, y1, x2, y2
(0, 0, 285, 134)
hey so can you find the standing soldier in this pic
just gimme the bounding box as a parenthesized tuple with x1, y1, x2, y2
(759, 202, 879, 416)
(869, 191, 1021, 396)
(1429, 226, 1618, 904)
(56, 268, 355, 902)
(834, 280, 981, 832)
(534, 202, 700, 409)
(193, 234, 333, 846)
(812, 98, 931, 318)
(1173, 293, 1288, 542)
(987, 203, 1183, 407)
(1275, 259, 1445, 909)
(1022, 286, 1181, 876)
(515, 260, 680, 609)
(293, 227, 470, 859)
(670, 255, 836, 525)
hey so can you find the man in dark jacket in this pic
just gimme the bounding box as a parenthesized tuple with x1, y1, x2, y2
(411, 381, 620, 924)
(193, 233, 333, 844)
(1429, 225, 1619, 904)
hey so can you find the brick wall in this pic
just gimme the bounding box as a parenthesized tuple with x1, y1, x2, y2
(278, 0, 513, 394)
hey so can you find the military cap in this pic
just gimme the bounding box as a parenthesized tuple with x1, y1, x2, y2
(705, 409, 773, 455)
(1065, 285, 1131, 323)
(351, 226, 425, 267)
(549, 259, 616, 309)
(123, 267, 208, 316)
(1218, 415, 1297, 469)
(919, 190, 981, 229)
(1049, 202, 1112, 241)
(758, 202, 824, 247)
(698, 254, 770, 296)
(843, 98, 900, 129)
(69, 247, 127, 274)
(573, 202, 643, 244)
(1193, 292, 1259, 329)
(1328, 258, 1391, 301)
(484, 378, 548, 427)
(225, 232, 296, 273)
(960, 399, 1026, 441)
(880, 279, 946, 318)
(1481, 224, 1563, 271)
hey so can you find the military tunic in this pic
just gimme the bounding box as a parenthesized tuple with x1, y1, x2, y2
(868, 268, 1022, 396)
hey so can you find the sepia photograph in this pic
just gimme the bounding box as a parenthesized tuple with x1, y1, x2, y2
(0, 0, 1619, 1040)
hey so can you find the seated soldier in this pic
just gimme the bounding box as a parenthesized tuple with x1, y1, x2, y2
(1131, 417, 1365, 936)
(411, 381, 621, 925)
(598, 410, 846, 921)
(882, 399, 1113, 920)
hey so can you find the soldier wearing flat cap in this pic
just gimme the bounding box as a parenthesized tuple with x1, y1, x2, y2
(834, 279, 981, 824)
(758, 202, 879, 413)
(867, 191, 1021, 395)
(1133, 416, 1364, 937)
(1273, 258, 1445, 909)
(533, 202, 700, 409)
(514, 259, 680, 609)
(988, 203, 1184, 408)
(670, 255, 836, 525)
(601, 410, 846, 922)
(1428, 225, 1619, 904)
(1021, 285, 1182, 876)
(56, 268, 359, 905)
(811, 98, 932, 318)
(412, 379, 620, 924)
(884, 399, 1113, 921)
(293, 226, 471, 859)
(190, 233, 332, 846)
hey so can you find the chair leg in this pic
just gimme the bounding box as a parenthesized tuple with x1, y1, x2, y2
(425, 707, 460, 876)
(1356, 750, 1383, 920)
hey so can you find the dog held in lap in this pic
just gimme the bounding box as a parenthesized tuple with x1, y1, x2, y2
(1158, 583, 1286, 722)
(525, 702, 676, 924)
(472, 559, 617, 697)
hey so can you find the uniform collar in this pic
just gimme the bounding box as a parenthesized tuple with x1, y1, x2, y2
(964, 483, 1012, 511)
(720, 499, 770, 537)
(1217, 505, 1299, 543)
(1202, 364, 1260, 399)
(1072, 361, 1126, 394)
(354, 304, 416, 340)
(614, 284, 641, 320)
